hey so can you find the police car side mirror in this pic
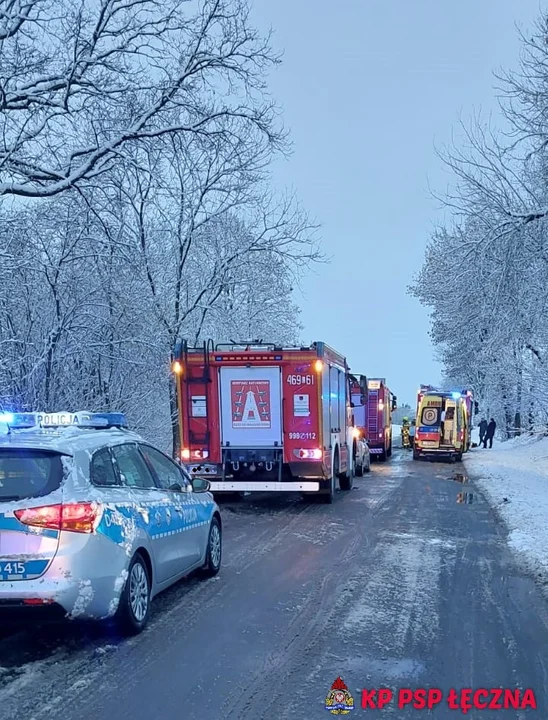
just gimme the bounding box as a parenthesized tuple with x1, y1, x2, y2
(191, 477, 211, 493)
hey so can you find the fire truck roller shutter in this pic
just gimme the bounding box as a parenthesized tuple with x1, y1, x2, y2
(219, 366, 283, 448)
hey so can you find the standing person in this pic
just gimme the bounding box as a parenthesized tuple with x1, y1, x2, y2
(479, 418, 487, 445)
(409, 419, 416, 447)
(483, 418, 496, 448)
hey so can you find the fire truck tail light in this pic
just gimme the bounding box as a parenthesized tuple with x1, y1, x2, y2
(352, 428, 361, 439)
(181, 448, 190, 460)
(295, 448, 322, 460)
(378, 401, 384, 410)
(172, 361, 183, 375)
(314, 360, 323, 372)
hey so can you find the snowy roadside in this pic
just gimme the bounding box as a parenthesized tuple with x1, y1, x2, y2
(464, 433, 548, 586)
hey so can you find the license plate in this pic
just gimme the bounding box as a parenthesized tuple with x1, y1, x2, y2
(421, 441, 438, 448)
(0, 560, 27, 579)
(0, 559, 47, 580)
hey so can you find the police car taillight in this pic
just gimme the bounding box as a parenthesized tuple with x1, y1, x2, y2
(15, 502, 102, 534)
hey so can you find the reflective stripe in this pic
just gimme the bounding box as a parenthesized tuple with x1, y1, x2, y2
(209, 481, 319, 492)
(96, 492, 213, 546)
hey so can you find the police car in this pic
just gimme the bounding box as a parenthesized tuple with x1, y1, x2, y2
(0, 411, 222, 634)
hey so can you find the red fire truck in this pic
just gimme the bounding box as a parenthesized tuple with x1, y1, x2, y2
(365, 378, 397, 461)
(171, 340, 359, 503)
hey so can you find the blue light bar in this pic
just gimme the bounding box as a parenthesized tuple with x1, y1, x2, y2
(451, 392, 461, 399)
(0, 412, 39, 428)
(0, 411, 128, 432)
(76, 412, 128, 429)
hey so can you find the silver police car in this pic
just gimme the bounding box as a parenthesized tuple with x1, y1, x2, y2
(0, 411, 222, 634)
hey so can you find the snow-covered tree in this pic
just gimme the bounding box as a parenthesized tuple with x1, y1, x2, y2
(0, 0, 283, 198)
(0, 0, 321, 453)
(410, 8, 548, 437)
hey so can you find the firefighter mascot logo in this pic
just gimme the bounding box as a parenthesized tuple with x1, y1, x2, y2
(325, 677, 354, 714)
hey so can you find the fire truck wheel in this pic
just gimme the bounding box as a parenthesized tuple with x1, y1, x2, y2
(339, 455, 353, 491)
(320, 474, 335, 503)
(379, 450, 387, 462)
(387, 441, 392, 458)
(339, 472, 353, 491)
(320, 453, 338, 503)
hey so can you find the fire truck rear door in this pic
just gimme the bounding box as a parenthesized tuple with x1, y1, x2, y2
(219, 366, 282, 447)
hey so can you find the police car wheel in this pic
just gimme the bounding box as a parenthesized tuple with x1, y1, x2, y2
(200, 517, 222, 577)
(117, 553, 151, 635)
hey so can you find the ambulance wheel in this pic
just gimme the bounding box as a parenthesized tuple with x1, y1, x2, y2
(413, 449, 420, 460)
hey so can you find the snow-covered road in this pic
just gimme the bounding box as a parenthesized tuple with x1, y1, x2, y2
(1, 451, 547, 718)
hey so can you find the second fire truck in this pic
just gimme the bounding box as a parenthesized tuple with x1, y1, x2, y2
(364, 378, 397, 461)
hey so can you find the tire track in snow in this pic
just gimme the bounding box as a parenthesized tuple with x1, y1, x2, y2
(220, 474, 405, 719)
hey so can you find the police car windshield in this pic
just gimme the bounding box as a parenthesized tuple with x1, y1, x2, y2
(0, 449, 64, 501)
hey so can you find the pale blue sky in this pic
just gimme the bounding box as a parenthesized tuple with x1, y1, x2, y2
(252, 0, 543, 405)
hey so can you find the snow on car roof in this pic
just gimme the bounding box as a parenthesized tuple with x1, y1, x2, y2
(0, 427, 144, 455)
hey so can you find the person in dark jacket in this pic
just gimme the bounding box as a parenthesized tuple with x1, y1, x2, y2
(483, 418, 496, 448)
(479, 418, 487, 445)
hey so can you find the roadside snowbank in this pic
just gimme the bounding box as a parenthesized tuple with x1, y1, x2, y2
(464, 435, 548, 583)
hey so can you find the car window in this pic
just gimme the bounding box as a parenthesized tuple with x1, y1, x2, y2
(111, 444, 156, 489)
(139, 445, 188, 491)
(0, 449, 64, 501)
(180, 465, 193, 484)
(90, 448, 119, 487)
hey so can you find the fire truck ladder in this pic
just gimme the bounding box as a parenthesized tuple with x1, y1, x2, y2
(182, 339, 214, 462)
